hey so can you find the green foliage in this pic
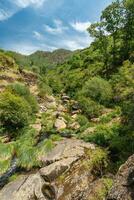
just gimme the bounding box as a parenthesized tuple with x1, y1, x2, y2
(77, 96, 102, 118)
(38, 76, 52, 97)
(86, 148, 109, 175)
(111, 60, 134, 101)
(0, 91, 31, 132)
(0, 52, 17, 69)
(82, 77, 113, 105)
(0, 142, 14, 175)
(7, 83, 38, 114)
(15, 127, 39, 169)
(47, 71, 64, 94)
(41, 112, 56, 133)
(37, 139, 54, 158)
(84, 123, 121, 147)
(89, 178, 113, 200)
(99, 107, 121, 123)
(76, 114, 89, 126)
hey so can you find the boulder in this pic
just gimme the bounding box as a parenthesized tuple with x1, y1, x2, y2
(107, 154, 134, 200)
(54, 119, 67, 131)
(69, 122, 80, 130)
(0, 173, 47, 200)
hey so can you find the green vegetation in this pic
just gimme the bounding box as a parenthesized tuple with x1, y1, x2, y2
(0, 1, 133, 199)
(6, 83, 38, 114)
(86, 148, 109, 176)
(0, 91, 31, 132)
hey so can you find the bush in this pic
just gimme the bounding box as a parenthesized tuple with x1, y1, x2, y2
(76, 114, 89, 126)
(84, 123, 120, 147)
(15, 127, 40, 169)
(86, 147, 109, 176)
(83, 77, 113, 105)
(7, 83, 38, 114)
(38, 76, 53, 97)
(47, 72, 64, 94)
(77, 96, 102, 118)
(0, 142, 14, 175)
(0, 91, 31, 131)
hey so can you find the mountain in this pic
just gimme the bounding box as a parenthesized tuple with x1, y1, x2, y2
(6, 48, 73, 71)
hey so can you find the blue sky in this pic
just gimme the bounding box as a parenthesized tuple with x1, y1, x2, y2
(0, 0, 113, 55)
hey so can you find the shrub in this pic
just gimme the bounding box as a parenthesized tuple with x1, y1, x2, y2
(84, 123, 120, 147)
(15, 127, 40, 169)
(0, 91, 31, 131)
(0, 142, 14, 175)
(49, 76, 63, 94)
(76, 114, 89, 126)
(7, 83, 38, 114)
(86, 147, 109, 176)
(38, 76, 52, 97)
(77, 96, 102, 118)
(41, 112, 56, 134)
(83, 77, 113, 105)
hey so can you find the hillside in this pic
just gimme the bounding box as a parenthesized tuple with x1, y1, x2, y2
(4, 48, 73, 73)
(0, 0, 134, 199)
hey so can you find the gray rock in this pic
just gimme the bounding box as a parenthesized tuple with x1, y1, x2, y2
(0, 173, 47, 200)
(107, 154, 134, 200)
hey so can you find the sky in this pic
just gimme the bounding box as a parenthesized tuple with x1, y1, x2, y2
(0, 0, 113, 55)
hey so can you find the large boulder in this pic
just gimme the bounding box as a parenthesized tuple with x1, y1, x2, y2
(0, 173, 47, 200)
(107, 154, 134, 200)
(0, 138, 109, 200)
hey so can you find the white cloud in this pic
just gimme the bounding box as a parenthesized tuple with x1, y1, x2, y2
(33, 31, 44, 40)
(0, 9, 13, 21)
(44, 19, 68, 34)
(6, 42, 57, 55)
(14, 0, 46, 8)
(0, 0, 46, 21)
(60, 34, 92, 50)
(71, 21, 91, 32)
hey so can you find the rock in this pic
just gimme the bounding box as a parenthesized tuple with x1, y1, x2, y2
(57, 105, 66, 112)
(71, 114, 78, 119)
(0, 173, 47, 200)
(40, 105, 47, 113)
(61, 95, 70, 101)
(71, 110, 81, 115)
(107, 154, 134, 200)
(40, 138, 95, 165)
(69, 122, 80, 130)
(91, 117, 100, 123)
(44, 95, 57, 109)
(54, 119, 67, 131)
(40, 157, 78, 182)
(0, 139, 109, 200)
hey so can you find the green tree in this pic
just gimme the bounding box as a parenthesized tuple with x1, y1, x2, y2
(101, 0, 124, 65)
(122, 0, 134, 59)
(88, 22, 109, 69)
